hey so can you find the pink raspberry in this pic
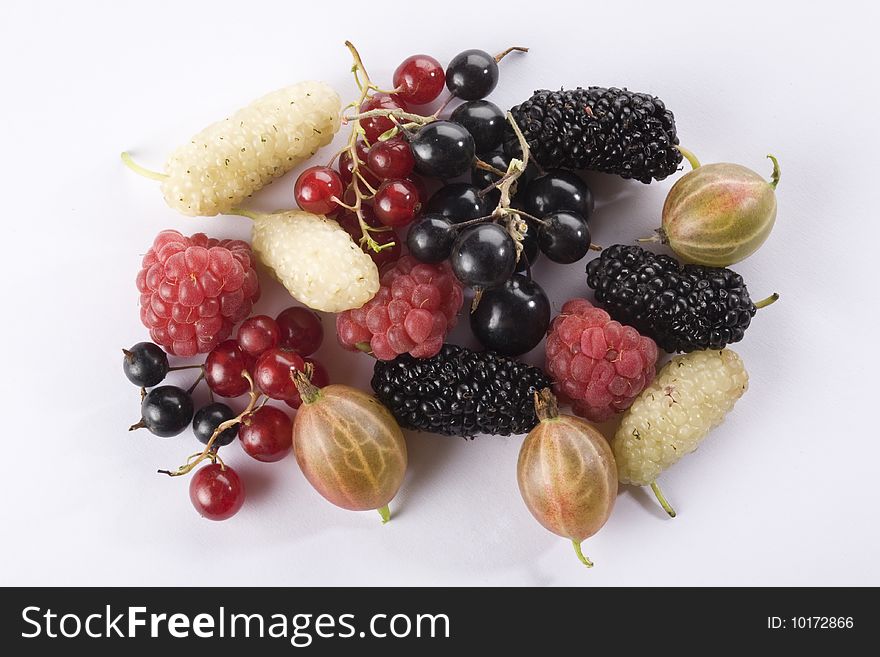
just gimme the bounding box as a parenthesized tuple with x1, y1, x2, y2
(136, 230, 260, 357)
(336, 255, 463, 360)
(546, 298, 658, 422)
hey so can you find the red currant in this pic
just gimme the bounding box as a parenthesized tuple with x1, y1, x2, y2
(239, 406, 292, 462)
(285, 357, 330, 410)
(294, 166, 344, 215)
(205, 340, 253, 398)
(236, 315, 280, 357)
(253, 347, 305, 400)
(190, 463, 245, 521)
(360, 93, 409, 143)
(393, 54, 445, 105)
(367, 137, 415, 181)
(337, 210, 401, 269)
(338, 138, 379, 191)
(275, 306, 324, 356)
(374, 179, 421, 227)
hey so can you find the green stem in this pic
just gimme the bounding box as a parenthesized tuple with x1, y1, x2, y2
(572, 540, 594, 567)
(377, 505, 391, 524)
(754, 292, 780, 309)
(675, 145, 701, 171)
(650, 481, 677, 518)
(766, 154, 781, 189)
(226, 207, 263, 221)
(120, 152, 168, 181)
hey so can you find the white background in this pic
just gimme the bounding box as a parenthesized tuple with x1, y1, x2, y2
(1, 0, 877, 586)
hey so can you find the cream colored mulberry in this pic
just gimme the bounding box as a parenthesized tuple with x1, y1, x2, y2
(613, 349, 748, 487)
(249, 210, 379, 313)
(126, 81, 341, 216)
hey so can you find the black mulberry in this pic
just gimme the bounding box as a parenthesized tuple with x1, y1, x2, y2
(505, 87, 682, 183)
(371, 344, 552, 437)
(586, 245, 775, 353)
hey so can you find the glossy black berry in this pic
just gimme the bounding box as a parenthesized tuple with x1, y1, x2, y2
(192, 402, 238, 447)
(538, 211, 591, 263)
(586, 244, 759, 353)
(446, 49, 498, 100)
(450, 223, 516, 289)
(407, 214, 456, 263)
(470, 274, 551, 356)
(371, 344, 552, 437)
(136, 385, 194, 438)
(425, 183, 492, 223)
(122, 342, 169, 387)
(505, 87, 682, 183)
(515, 219, 540, 272)
(409, 121, 475, 179)
(450, 100, 505, 154)
(524, 169, 594, 219)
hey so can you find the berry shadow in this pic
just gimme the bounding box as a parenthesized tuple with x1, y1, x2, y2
(390, 430, 463, 520)
(227, 457, 280, 505)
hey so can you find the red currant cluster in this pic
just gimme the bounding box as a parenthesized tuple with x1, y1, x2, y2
(123, 305, 327, 521)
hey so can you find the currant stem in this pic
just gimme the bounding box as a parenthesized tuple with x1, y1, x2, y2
(494, 46, 529, 63)
(767, 154, 781, 190)
(572, 539, 594, 567)
(650, 481, 677, 518)
(186, 371, 205, 395)
(168, 364, 204, 372)
(160, 372, 259, 477)
(589, 243, 603, 252)
(128, 420, 146, 432)
(754, 292, 780, 309)
(474, 157, 507, 177)
(675, 145, 701, 171)
(120, 152, 168, 181)
(377, 505, 391, 524)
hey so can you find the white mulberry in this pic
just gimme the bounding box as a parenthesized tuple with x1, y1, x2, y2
(250, 210, 379, 313)
(128, 81, 341, 216)
(613, 349, 748, 487)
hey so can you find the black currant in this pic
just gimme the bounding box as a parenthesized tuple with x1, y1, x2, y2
(122, 342, 169, 387)
(538, 211, 592, 263)
(134, 386, 194, 438)
(524, 169, 594, 219)
(407, 214, 456, 263)
(450, 100, 505, 154)
(409, 121, 475, 179)
(470, 274, 551, 356)
(446, 49, 498, 100)
(192, 402, 238, 447)
(514, 219, 541, 272)
(450, 223, 516, 289)
(425, 183, 492, 223)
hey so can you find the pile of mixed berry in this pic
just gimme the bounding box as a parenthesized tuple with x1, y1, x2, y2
(121, 42, 780, 566)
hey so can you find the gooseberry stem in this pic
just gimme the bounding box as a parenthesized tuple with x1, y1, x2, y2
(650, 481, 677, 518)
(377, 505, 391, 524)
(120, 152, 168, 181)
(754, 292, 780, 309)
(533, 388, 559, 421)
(767, 154, 781, 189)
(572, 540, 594, 567)
(291, 363, 321, 405)
(676, 145, 701, 171)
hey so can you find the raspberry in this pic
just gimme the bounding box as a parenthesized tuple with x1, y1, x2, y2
(137, 230, 260, 356)
(546, 298, 658, 422)
(336, 255, 463, 360)
(613, 349, 749, 487)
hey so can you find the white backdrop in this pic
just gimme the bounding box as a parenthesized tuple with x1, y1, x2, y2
(1, 0, 877, 586)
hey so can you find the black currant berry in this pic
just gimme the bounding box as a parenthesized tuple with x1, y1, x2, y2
(425, 183, 492, 223)
(122, 342, 169, 387)
(450, 223, 516, 289)
(134, 386, 194, 438)
(470, 274, 551, 356)
(514, 219, 541, 272)
(409, 121, 475, 179)
(446, 49, 498, 100)
(524, 169, 594, 219)
(450, 100, 505, 154)
(192, 402, 238, 447)
(538, 211, 592, 263)
(407, 214, 456, 263)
